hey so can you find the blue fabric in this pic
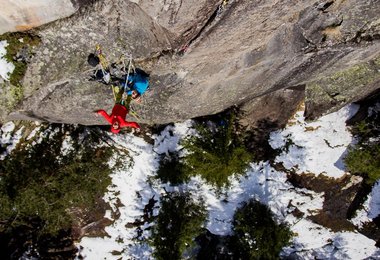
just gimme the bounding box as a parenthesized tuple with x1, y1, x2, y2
(124, 72, 149, 95)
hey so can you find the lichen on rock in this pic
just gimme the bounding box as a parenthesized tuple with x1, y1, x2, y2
(305, 54, 380, 119)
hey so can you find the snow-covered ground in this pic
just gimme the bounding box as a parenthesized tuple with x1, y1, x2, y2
(76, 104, 379, 259)
(0, 104, 379, 259)
(269, 103, 360, 178)
(0, 40, 15, 81)
(351, 180, 380, 228)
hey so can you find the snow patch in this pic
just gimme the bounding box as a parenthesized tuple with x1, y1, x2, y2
(79, 121, 197, 259)
(284, 218, 379, 259)
(0, 40, 15, 81)
(1, 122, 23, 160)
(351, 180, 380, 227)
(187, 162, 324, 236)
(1, 121, 15, 133)
(269, 104, 359, 178)
(153, 120, 195, 155)
(26, 126, 42, 141)
(79, 132, 160, 259)
(61, 133, 74, 156)
(368, 181, 380, 219)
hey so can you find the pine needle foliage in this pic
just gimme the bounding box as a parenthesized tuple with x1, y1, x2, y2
(345, 145, 380, 185)
(182, 112, 253, 189)
(0, 125, 112, 236)
(345, 106, 380, 185)
(151, 191, 206, 260)
(156, 152, 188, 185)
(228, 200, 293, 259)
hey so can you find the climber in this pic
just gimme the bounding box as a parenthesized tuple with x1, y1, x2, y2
(96, 105, 140, 134)
(122, 68, 150, 103)
(96, 85, 140, 134)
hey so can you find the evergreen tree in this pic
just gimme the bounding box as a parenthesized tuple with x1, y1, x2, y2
(182, 112, 253, 188)
(228, 200, 293, 259)
(156, 151, 188, 185)
(151, 191, 206, 260)
(0, 125, 112, 236)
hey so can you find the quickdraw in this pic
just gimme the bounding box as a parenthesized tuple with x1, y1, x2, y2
(95, 44, 110, 70)
(93, 44, 111, 83)
(217, 0, 229, 16)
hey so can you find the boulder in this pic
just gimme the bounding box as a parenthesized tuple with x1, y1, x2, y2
(0, 0, 80, 34)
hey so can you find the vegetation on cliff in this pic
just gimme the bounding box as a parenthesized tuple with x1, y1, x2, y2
(0, 32, 40, 86)
(345, 104, 380, 185)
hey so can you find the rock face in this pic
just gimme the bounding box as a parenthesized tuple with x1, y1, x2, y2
(0, 0, 80, 34)
(5, 0, 380, 125)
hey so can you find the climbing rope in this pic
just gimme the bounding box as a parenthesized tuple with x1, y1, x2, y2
(124, 53, 135, 83)
(129, 107, 140, 120)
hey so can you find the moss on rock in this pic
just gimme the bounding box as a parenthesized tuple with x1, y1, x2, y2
(305, 55, 380, 119)
(0, 32, 41, 86)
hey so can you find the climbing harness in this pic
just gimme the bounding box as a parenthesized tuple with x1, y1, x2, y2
(111, 84, 140, 120)
(89, 45, 142, 93)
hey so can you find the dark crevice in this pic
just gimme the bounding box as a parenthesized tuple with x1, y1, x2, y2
(316, 0, 334, 12)
(321, 34, 327, 43)
(185, 7, 218, 46)
(346, 182, 373, 219)
(301, 36, 318, 53)
(286, 84, 306, 91)
(353, 32, 380, 43)
(70, 0, 98, 9)
(181, 27, 193, 38)
(115, 9, 122, 38)
(326, 91, 340, 101)
(348, 19, 380, 44)
(176, 7, 219, 55)
(133, 49, 175, 67)
(177, 0, 234, 55)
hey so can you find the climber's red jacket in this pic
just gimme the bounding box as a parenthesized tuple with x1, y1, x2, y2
(97, 104, 140, 134)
